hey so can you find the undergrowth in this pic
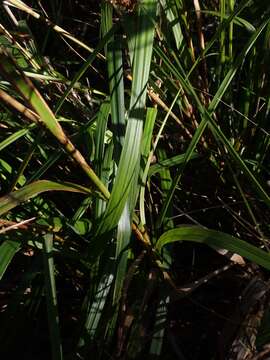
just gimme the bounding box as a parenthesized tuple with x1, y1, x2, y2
(0, 0, 270, 359)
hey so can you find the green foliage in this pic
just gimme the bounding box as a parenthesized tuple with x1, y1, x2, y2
(0, 0, 270, 359)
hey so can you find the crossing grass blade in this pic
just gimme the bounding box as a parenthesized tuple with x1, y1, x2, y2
(202, 10, 255, 33)
(5, 0, 101, 55)
(0, 158, 26, 186)
(8, 130, 42, 192)
(0, 48, 110, 199)
(207, 116, 270, 207)
(157, 16, 270, 226)
(0, 124, 36, 151)
(187, 0, 254, 78)
(140, 88, 181, 227)
(208, 18, 270, 114)
(54, 25, 117, 114)
(157, 119, 207, 226)
(149, 152, 199, 177)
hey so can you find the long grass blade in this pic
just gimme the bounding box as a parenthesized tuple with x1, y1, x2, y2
(156, 226, 270, 270)
(0, 180, 91, 216)
(90, 0, 157, 256)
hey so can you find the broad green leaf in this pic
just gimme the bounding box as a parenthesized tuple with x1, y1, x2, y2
(92, 0, 157, 249)
(73, 219, 92, 235)
(149, 296, 169, 357)
(160, 0, 184, 51)
(139, 108, 157, 225)
(0, 180, 91, 216)
(113, 202, 131, 305)
(0, 158, 26, 186)
(43, 233, 63, 360)
(156, 148, 174, 231)
(101, 2, 125, 163)
(94, 101, 110, 179)
(107, 38, 126, 163)
(78, 272, 114, 346)
(0, 240, 21, 281)
(156, 226, 270, 270)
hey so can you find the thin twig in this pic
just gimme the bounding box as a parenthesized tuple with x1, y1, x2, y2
(0, 217, 36, 234)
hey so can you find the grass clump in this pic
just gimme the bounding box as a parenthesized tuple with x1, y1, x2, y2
(0, 1, 270, 359)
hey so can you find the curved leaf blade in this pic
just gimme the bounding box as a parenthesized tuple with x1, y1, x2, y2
(0, 240, 21, 281)
(156, 226, 270, 270)
(0, 180, 91, 216)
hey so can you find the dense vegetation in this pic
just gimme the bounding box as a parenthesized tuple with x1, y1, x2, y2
(0, 0, 270, 359)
